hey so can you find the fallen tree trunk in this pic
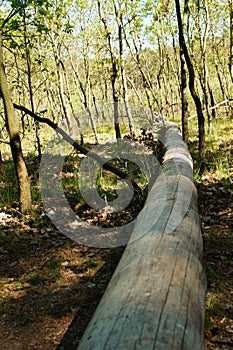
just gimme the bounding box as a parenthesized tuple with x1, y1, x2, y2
(77, 122, 206, 350)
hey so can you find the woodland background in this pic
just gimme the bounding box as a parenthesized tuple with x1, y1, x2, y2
(0, 1, 232, 349)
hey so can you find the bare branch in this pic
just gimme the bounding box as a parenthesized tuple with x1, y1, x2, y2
(13, 103, 142, 189)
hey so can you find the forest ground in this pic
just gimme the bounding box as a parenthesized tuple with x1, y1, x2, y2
(0, 122, 232, 350)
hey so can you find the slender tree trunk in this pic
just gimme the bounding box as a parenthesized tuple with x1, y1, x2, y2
(120, 54, 134, 135)
(64, 68, 84, 144)
(126, 35, 155, 118)
(126, 76, 145, 107)
(195, 0, 214, 131)
(179, 0, 189, 144)
(23, 10, 41, 160)
(0, 150, 5, 180)
(98, 0, 121, 139)
(70, 57, 98, 143)
(121, 65, 134, 135)
(180, 47, 189, 143)
(67, 54, 95, 143)
(213, 48, 228, 100)
(115, 4, 134, 135)
(197, 69, 212, 129)
(175, 0, 206, 161)
(157, 40, 166, 115)
(57, 59, 73, 132)
(51, 36, 73, 133)
(91, 87, 100, 125)
(208, 79, 216, 120)
(229, 0, 233, 83)
(0, 33, 31, 212)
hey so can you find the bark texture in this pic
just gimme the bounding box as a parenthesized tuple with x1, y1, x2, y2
(0, 33, 31, 213)
(77, 122, 206, 350)
(175, 0, 206, 160)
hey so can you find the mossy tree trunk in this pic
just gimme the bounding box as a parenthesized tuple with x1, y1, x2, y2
(0, 32, 31, 213)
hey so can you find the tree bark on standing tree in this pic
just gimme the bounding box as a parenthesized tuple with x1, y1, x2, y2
(228, 0, 233, 84)
(113, 0, 134, 135)
(23, 8, 42, 160)
(175, 0, 206, 161)
(97, 0, 121, 139)
(0, 32, 31, 213)
(180, 0, 189, 144)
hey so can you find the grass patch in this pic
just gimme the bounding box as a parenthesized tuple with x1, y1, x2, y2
(186, 113, 233, 349)
(188, 114, 233, 183)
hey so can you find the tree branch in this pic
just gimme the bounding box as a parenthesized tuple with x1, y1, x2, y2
(0, 139, 10, 145)
(13, 103, 141, 188)
(1, 6, 23, 29)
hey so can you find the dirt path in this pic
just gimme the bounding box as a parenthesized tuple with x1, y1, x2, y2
(0, 178, 232, 350)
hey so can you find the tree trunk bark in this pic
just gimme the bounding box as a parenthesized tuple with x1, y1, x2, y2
(208, 80, 216, 120)
(121, 59, 134, 135)
(68, 54, 94, 143)
(23, 9, 41, 160)
(77, 122, 206, 350)
(0, 150, 5, 180)
(125, 34, 155, 118)
(214, 55, 227, 100)
(180, 0, 189, 144)
(180, 48, 189, 144)
(0, 33, 31, 213)
(114, 2, 134, 135)
(175, 0, 206, 161)
(51, 36, 73, 133)
(98, 0, 121, 139)
(229, 0, 233, 83)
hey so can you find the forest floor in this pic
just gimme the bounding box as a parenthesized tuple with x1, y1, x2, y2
(0, 130, 232, 350)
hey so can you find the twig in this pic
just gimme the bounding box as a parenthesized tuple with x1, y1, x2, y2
(0, 139, 10, 145)
(178, 99, 231, 125)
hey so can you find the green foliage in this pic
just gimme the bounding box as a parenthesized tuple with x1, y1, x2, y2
(0, 0, 232, 216)
(0, 158, 18, 207)
(189, 113, 233, 183)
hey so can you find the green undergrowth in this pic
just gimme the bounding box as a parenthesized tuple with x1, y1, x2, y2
(187, 114, 233, 183)
(187, 113, 233, 349)
(0, 132, 156, 222)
